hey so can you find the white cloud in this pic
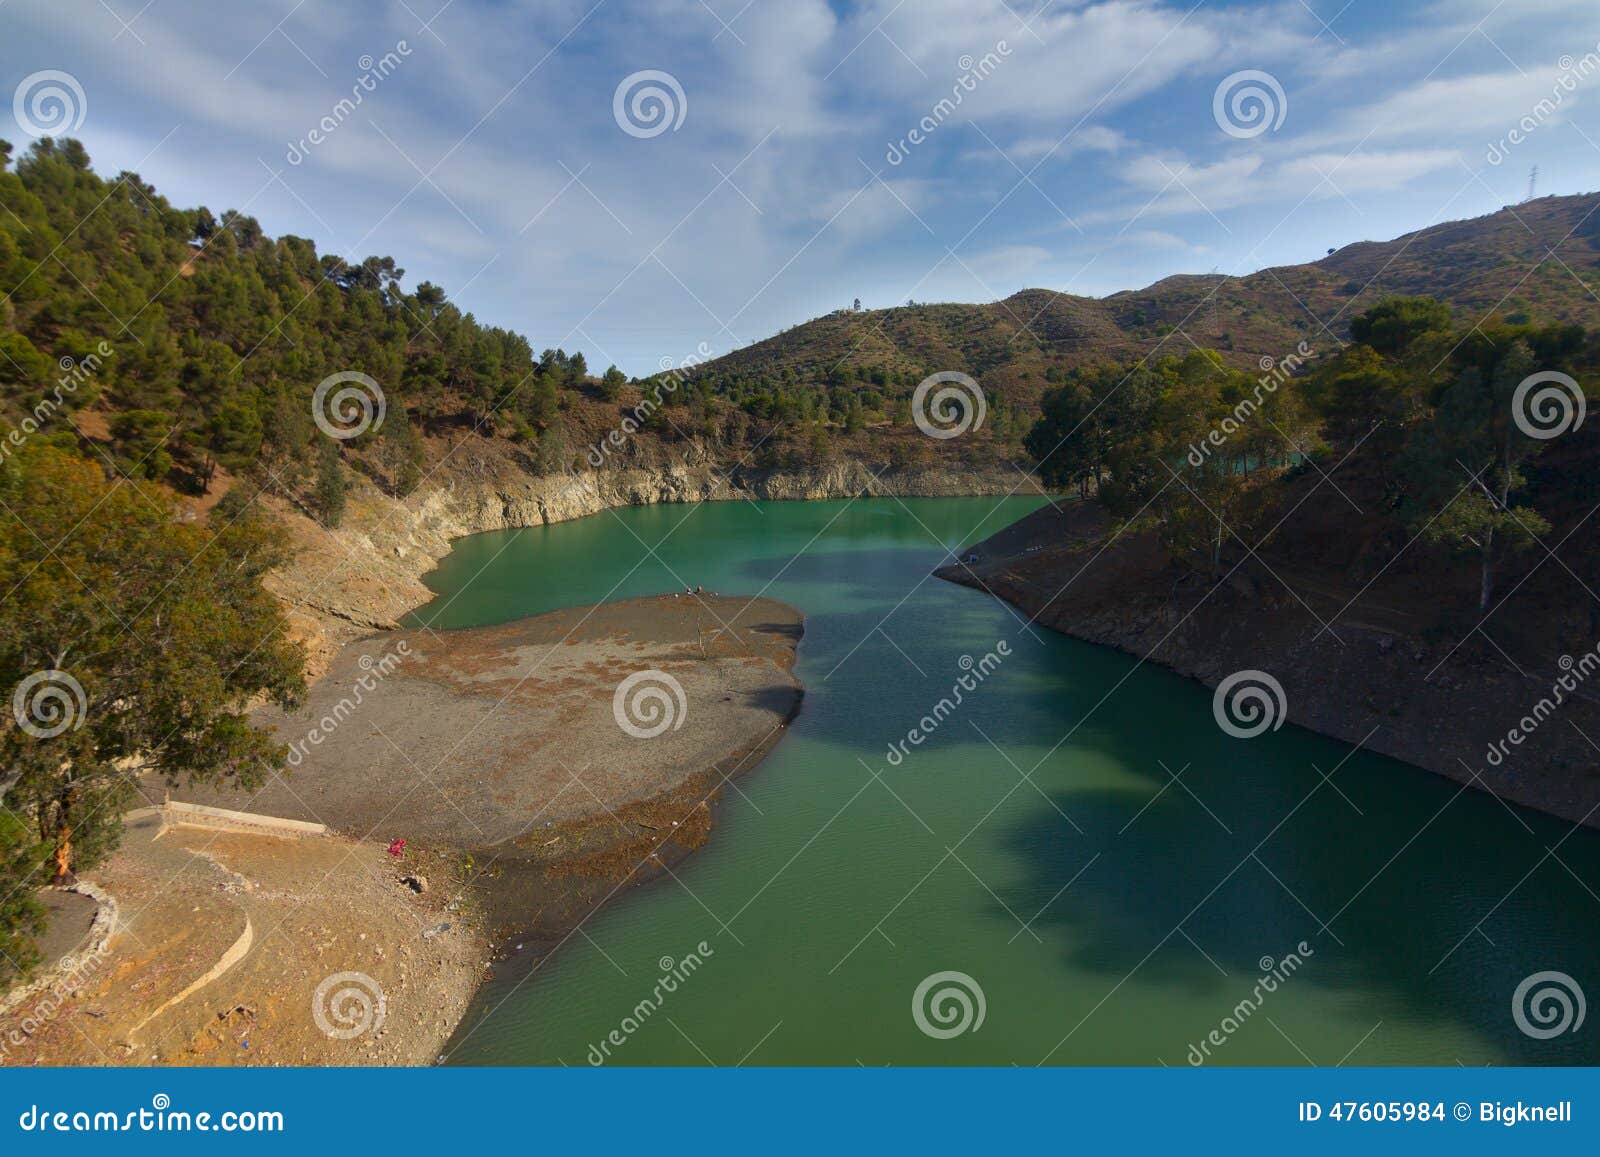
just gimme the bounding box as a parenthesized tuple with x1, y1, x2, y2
(961, 243, 1051, 284)
(1123, 229, 1200, 251)
(966, 125, 1128, 166)
(1100, 144, 1461, 224)
(838, 0, 1332, 143)
(1304, 70, 1580, 147)
(1278, 149, 1463, 193)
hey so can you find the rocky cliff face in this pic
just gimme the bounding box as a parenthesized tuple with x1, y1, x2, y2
(267, 449, 1039, 673)
(419, 457, 1028, 533)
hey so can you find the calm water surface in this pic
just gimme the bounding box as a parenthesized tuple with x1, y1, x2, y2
(409, 497, 1600, 1066)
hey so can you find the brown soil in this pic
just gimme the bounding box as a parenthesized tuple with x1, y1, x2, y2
(164, 595, 801, 846)
(159, 592, 803, 939)
(30, 890, 99, 966)
(937, 497, 1600, 830)
(0, 810, 485, 1066)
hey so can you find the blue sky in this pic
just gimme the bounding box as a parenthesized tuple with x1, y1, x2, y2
(5, 0, 1599, 374)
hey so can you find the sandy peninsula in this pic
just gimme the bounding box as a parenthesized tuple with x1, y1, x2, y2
(2, 593, 803, 1066)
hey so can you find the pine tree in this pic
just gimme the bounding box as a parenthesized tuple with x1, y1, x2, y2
(315, 438, 347, 528)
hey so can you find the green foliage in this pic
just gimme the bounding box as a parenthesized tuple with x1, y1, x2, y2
(379, 406, 425, 496)
(532, 424, 570, 475)
(1025, 295, 1593, 606)
(0, 139, 551, 491)
(0, 813, 47, 985)
(1398, 340, 1555, 607)
(844, 396, 865, 433)
(314, 438, 346, 527)
(108, 410, 175, 480)
(1349, 296, 1454, 356)
(1027, 364, 1160, 497)
(0, 444, 304, 950)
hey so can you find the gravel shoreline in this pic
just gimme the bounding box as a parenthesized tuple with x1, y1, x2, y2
(4, 592, 804, 1067)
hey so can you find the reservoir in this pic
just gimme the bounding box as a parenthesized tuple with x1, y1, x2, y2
(414, 497, 1600, 1065)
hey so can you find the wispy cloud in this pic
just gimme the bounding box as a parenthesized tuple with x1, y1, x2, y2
(4, 0, 1595, 371)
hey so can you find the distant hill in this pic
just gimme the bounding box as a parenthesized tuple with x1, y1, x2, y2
(693, 192, 1600, 407)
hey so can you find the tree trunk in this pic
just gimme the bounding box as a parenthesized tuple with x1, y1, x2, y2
(1480, 533, 1495, 612)
(50, 789, 75, 883)
(1483, 460, 1512, 613)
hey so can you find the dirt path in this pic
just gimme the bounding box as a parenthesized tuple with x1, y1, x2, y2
(1, 811, 485, 1066)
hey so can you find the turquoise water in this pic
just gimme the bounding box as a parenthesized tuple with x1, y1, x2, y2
(411, 497, 1600, 1066)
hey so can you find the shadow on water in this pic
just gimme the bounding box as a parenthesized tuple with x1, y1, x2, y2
(744, 682, 804, 717)
(985, 650, 1600, 1064)
(784, 550, 1600, 1064)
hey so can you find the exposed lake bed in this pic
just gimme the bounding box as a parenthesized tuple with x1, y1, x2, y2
(28, 590, 807, 1066)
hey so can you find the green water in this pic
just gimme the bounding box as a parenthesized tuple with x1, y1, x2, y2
(413, 497, 1600, 1066)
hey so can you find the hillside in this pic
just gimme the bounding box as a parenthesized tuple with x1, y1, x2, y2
(692, 192, 1600, 410)
(0, 137, 1028, 534)
(5, 137, 1597, 527)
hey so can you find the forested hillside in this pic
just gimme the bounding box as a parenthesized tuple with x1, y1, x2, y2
(1024, 296, 1600, 615)
(0, 138, 1023, 526)
(0, 138, 1032, 978)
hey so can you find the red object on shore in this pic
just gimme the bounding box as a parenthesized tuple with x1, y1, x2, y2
(387, 838, 407, 858)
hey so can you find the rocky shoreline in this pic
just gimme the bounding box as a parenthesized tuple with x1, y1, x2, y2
(263, 448, 1040, 673)
(75, 445, 922, 1066)
(935, 500, 1600, 832)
